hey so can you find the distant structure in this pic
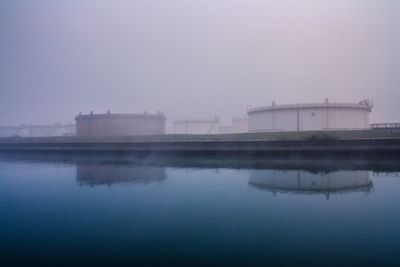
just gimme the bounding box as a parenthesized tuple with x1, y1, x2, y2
(218, 125, 235, 134)
(173, 117, 219, 134)
(0, 126, 22, 137)
(75, 111, 166, 137)
(0, 124, 76, 138)
(232, 117, 249, 133)
(218, 117, 249, 134)
(248, 99, 372, 132)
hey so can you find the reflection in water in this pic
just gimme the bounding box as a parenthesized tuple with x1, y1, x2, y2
(76, 162, 167, 186)
(2, 153, 400, 267)
(249, 170, 373, 198)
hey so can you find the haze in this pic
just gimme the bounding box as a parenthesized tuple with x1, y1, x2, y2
(1, 0, 399, 126)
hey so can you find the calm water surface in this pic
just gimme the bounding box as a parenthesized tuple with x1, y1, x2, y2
(0, 153, 400, 266)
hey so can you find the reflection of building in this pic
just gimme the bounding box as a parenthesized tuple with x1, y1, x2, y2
(0, 124, 76, 137)
(249, 170, 373, 198)
(173, 117, 219, 134)
(76, 162, 166, 186)
(75, 111, 166, 137)
(248, 99, 372, 132)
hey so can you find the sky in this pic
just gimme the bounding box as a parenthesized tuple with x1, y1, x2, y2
(0, 0, 399, 126)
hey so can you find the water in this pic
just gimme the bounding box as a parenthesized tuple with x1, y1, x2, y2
(0, 153, 400, 266)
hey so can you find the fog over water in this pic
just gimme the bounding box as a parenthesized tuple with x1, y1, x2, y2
(0, 0, 399, 126)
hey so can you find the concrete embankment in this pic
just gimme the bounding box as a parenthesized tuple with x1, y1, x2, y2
(1, 129, 400, 156)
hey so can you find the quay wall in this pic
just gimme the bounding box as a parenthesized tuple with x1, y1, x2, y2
(1, 129, 400, 156)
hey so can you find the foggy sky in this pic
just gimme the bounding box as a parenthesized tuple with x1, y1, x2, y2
(1, 0, 399, 126)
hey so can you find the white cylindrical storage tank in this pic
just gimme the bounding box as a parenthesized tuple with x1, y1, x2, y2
(248, 100, 372, 132)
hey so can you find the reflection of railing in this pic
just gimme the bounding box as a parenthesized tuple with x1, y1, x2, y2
(371, 123, 400, 129)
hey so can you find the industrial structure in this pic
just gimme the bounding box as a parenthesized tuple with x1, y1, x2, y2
(75, 111, 166, 137)
(173, 117, 219, 134)
(232, 117, 249, 133)
(248, 99, 372, 132)
(219, 117, 248, 134)
(0, 124, 76, 138)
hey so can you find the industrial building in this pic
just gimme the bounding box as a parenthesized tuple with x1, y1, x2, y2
(75, 111, 166, 137)
(248, 99, 372, 132)
(173, 117, 219, 134)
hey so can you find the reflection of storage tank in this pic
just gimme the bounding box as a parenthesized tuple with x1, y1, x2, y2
(248, 99, 372, 132)
(75, 111, 166, 137)
(173, 117, 219, 134)
(76, 162, 167, 186)
(249, 170, 372, 197)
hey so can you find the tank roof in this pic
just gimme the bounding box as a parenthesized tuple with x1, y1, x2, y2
(248, 100, 372, 115)
(75, 112, 166, 121)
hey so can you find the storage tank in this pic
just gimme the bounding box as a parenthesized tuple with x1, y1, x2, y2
(75, 111, 166, 137)
(248, 99, 372, 132)
(173, 117, 219, 134)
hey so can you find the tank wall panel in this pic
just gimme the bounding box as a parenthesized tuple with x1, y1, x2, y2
(275, 109, 298, 131)
(248, 112, 273, 132)
(299, 108, 327, 131)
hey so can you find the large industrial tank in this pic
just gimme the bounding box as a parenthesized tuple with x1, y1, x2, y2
(75, 111, 166, 137)
(248, 99, 372, 132)
(173, 117, 219, 134)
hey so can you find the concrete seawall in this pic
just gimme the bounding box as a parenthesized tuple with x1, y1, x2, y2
(1, 129, 400, 156)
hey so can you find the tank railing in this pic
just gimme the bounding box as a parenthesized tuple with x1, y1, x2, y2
(370, 123, 400, 129)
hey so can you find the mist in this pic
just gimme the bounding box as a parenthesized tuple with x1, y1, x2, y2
(1, 0, 399, 126)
